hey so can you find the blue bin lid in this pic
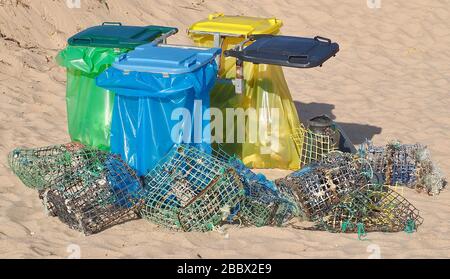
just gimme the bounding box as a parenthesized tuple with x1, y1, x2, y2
(112, 43, 221, 74)
(68, 22, 178, 48)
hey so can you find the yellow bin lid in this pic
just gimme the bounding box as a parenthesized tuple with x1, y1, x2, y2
(189, 13, 282, 36)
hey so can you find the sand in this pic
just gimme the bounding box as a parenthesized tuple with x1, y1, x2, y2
(0, 0, 449, 258)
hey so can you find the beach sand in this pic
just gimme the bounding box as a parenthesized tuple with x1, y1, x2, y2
(0, 0, 449, 258)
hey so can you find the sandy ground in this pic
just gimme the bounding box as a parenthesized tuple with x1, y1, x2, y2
(0, 0, 449, 258)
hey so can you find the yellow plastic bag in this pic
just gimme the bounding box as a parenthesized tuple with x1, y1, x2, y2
(189, 14, 301, 169)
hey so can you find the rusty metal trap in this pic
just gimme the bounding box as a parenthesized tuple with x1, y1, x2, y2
(38, 150, 143, 235)
(8, 142, 85, 190)
(360, 140, 446, 195)
(139, 145, 245, 232)
(275, 152, 372, 220)
(314, 184, 423, 233)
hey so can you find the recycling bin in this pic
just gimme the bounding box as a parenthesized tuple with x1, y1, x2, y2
(188, 14, 303, 170)
(224, 34, 342, 168)
(57, 22, 178, 151)
(96, 43, 221, 176)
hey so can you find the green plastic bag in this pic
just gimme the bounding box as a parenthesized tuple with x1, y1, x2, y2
(56, 46, 129, 150)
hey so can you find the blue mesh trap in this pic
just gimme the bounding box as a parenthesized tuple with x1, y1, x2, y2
(228, 158, 301, 227)
(360, 140, 446, 195)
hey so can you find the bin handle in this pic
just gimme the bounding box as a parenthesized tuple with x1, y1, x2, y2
(248, 34, 274, 41)
(223, 49, 239, 58)
(102, 22, 123, 26)
(314, 36, 332, 44)
(72, 38, 92, 44)
(288, 55, 310, 66)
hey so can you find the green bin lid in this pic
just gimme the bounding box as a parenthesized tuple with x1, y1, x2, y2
(68, 22, 178, 48)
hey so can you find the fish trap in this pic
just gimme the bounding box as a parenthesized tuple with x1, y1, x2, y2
(227, 158, 300, 227)
(140, 145, 244, 232)
(40, 151, 143, 235)
(360, 140, 446, 195)
(316, 184, 423, 233)
(276, 152, 371, 220)
(292, 124, 337, 169)
(237, 180, 300, 227)
(8, 142, 86, 190)
(275, 179, 308, 222)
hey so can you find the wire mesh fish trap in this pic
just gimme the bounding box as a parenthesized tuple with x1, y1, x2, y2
(8, 142, 85, 190)
(360, 140, 446, 195)
(140, 145, 244, 232)
(292, 124, 337, 169)
(227, 158, 300, 227)
(275, 178, 308, 222)
(276, 152, 371, 220)
(40, 150, 143, 235)
(315, 184, 423, 233)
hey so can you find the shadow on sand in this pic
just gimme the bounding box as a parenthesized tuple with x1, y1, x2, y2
(294, 101, 382, 145)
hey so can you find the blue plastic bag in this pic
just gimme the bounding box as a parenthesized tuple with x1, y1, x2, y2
(97, 56, 218, 176)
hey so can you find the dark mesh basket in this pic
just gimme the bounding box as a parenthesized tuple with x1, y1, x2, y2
(39, 149, 143, 235)
(275, 152, 371, 220)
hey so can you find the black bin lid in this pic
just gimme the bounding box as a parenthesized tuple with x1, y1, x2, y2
(224, 35, 339, 68)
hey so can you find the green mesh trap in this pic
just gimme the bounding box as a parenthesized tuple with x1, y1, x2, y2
(8, 142, 86, 190)
(292, 124, 337, 169)
(140, 145, 245, 232)
(316, 184, 423, 233)
(39, 150, 143, 235)
(235, 180, 301, 227)
(360, 140, 446, 195)
(217, 147, 301, 227)
(275, 152, 371, 220)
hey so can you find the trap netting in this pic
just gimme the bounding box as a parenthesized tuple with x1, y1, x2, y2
(39, 150, 143, 235)
(140, 145, 245, 232)
(291, 124, 337, 169)
(315, 184, 423, 233)
(8, 142, 85, 190)
(275, 152, 372, 220)
(228, 158, 301, 227)
(360, 140, 446, 195)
